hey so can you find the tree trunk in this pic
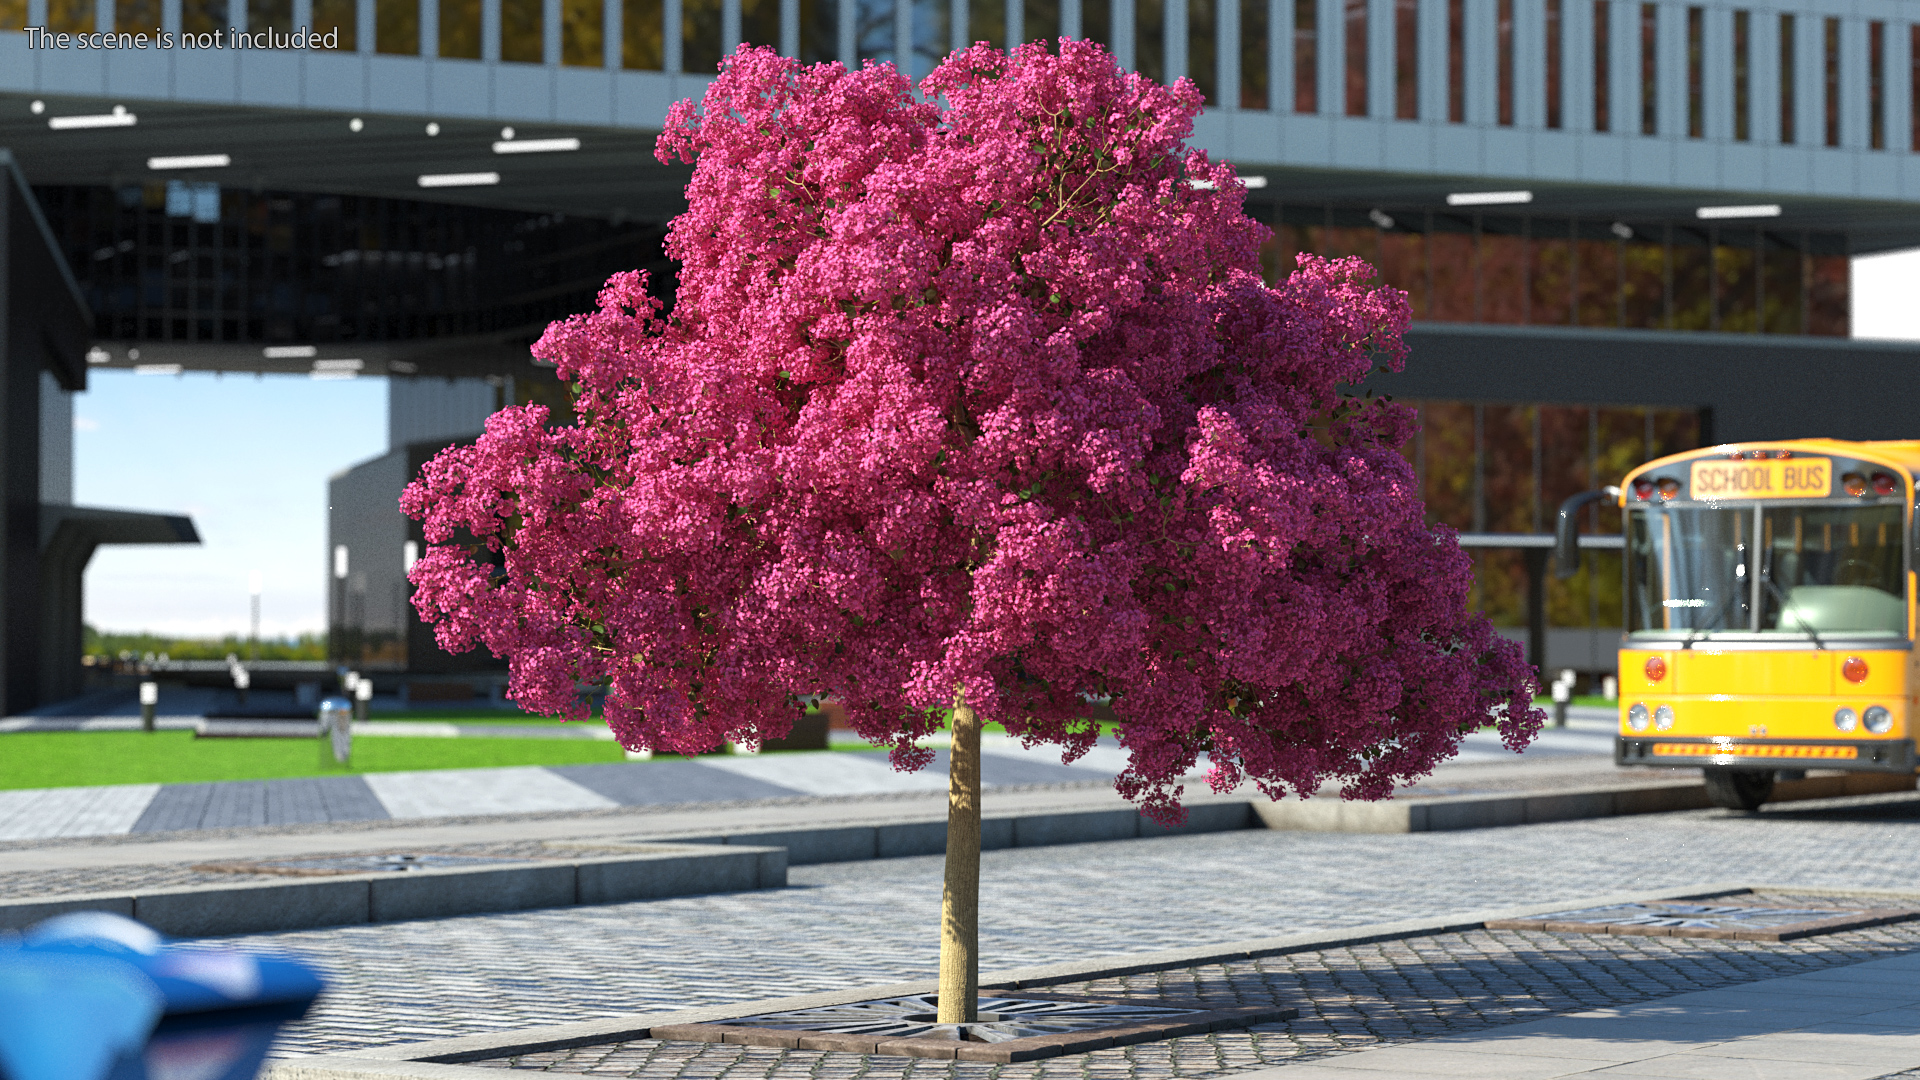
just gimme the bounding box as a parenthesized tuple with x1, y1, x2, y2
(937, 692, 981, 1024)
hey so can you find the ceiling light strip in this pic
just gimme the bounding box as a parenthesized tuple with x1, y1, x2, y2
(418, 172, 501, 188)
(148, 154, 232, 170)
(492, 137, 582, 154)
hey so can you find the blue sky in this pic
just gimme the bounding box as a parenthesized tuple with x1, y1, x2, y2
(74, 253, 1920, 639)
(75, 370, 387, 639)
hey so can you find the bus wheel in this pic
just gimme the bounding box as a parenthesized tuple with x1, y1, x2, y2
(1702, 768, 1775, 811)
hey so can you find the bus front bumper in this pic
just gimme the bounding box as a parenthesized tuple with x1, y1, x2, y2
(1616, 736, 1917, 773)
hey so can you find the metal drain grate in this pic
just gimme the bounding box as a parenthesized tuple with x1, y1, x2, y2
(647, 992, 1296, 1061)
(1487, 900, 1920, 941)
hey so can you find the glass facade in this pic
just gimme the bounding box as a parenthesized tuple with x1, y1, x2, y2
(1404, 400, 1701, 636)
(1261, 205, 1848, 336)
(33, 185, 672, 348)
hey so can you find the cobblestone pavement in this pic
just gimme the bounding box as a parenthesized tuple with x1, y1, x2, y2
(193, 792, 1920, 1060)
(479, 908, 1920, 1077)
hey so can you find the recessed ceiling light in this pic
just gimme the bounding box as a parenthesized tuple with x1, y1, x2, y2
(1242, 176, 1268, 189)
(85, 347, 112, 364)
(147, 154, 232, 170)
(1446, 190, 1533, 206)
(29, 100, 44, 115)
(418, 172, 501, 188)
(426, 122, 441, 136)
(263, 345, 318, 359)
(1696, 203, 1782, 219)
(311, 358, 365, 372)
(50, 106, 137, 130)
(1610, 221, 1635, 239)
(492, 137, 581, 154)
(349, 117, 364, 132)
(134, 363, 183, 376)
(500, 126, 515, 140)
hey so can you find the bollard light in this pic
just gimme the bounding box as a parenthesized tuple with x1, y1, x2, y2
(318, 697, 353, 765)
(139, 681, 158, 732)
(354, 678, 371, 723)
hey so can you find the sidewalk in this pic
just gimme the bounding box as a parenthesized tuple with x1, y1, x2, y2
(1231, 949, 1920, 1079)
(0, 709, 1627, 841)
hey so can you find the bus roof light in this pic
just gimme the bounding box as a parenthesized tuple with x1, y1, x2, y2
(1871, 472, 1898, 496)
(1644, 656, 1667, 682)
(1632, 480, 1655, 500)
(1843, 472, 1868, 496)
(1656, 478, 1680, 500)
(1843, 656, 1870, 683)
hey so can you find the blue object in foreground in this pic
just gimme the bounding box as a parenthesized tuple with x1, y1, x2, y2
(0, 912, 325, 1080)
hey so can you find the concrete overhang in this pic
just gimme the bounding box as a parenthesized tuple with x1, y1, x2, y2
(1238, 166, 1920, 255)
(41, 505, 200, 551)
(0, 92, 692, 221)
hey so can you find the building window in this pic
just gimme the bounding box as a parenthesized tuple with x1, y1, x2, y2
(1732, 9, 1749, 141)
(854, 0, 891, 64)
(622, 0, 663, 67)
(1190, 0, 1217, 103)
(911, 0, 947, 78)
(315, 0, 356, 48)
(1545, 0, 1562, 128)
(1497, 0, 1514, 125)
(377, 0, 420, 53)
(1346, 0, 1367, 115)
(1593, 0, 1610, 131)
(1869, 21, 1885, 150)
(1779, 14, 1795, 144)
(1136, 0, 1164, 83)
(1083, 0, 1109, 47)
(1823, 17, 1839, 147)
(1241, 0, 1270, 108)
(1912, 27, 1920, 152)
(45, 0, 90, 32)
(117, 0, 160, 32)
(560, 0, 602, 63)
(1029, 0, 1060, 44)
(1639, 3, 1656, 135)
(183, 0, 225, 37)
(800, 0, 838, 63)
(1685, 6, 1702, 138)
(684, 0, 723, 70)
(743, 0, 778, 47)
(248, 0, 291, 32)
(1447, 0, 1464, 121)
(0, 0, 24, 31)
(1295, 0, 1318, 112)
(501, 0, 542, 61)
(1394, 0, 1417, 119)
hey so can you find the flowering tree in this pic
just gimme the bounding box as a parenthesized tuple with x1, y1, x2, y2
(402, 40, 1539, 1023)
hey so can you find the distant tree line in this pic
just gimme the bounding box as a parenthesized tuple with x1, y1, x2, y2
(83, 627, 329, 663)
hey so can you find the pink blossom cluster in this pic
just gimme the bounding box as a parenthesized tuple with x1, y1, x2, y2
(400, 40, 1540, 821)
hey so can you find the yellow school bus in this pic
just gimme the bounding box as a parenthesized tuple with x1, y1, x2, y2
(1556, 439, 1918, 810)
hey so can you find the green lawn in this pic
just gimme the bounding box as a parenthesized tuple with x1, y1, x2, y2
(0, 731, 632, 791)
(1531, 695, 1617, 708)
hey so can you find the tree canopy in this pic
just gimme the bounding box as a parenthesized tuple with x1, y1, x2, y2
(401, 41, 1540, 822)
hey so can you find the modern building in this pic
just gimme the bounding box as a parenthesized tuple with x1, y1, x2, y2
(6, 0, 1920, 695)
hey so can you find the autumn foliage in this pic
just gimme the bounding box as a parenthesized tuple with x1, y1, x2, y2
(400, 40, 1540, 822)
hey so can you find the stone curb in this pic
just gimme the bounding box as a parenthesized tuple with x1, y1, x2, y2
(0, 845, 787, 936)
(262, 880, 1752, 1078)
(1251, 770, 1915, 833)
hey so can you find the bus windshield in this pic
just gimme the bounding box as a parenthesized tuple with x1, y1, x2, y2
(1627, 503, 1906, 640)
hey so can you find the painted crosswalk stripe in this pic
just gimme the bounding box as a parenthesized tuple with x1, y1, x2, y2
(362, 766, 620, 819)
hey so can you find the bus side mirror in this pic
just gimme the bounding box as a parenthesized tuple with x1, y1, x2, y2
(1554, 487, 1621, 579)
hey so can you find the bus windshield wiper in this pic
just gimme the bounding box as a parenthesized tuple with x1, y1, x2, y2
(1681, 586, 1743, 650)
(1759, 572, 1825, 650)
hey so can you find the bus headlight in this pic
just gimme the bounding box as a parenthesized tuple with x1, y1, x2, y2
(1654, 705, 1675, 731)
(1628, 703, 1650, 732)
(1864, 706, 1893, 734)
(1834, 707, 1859, 732)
